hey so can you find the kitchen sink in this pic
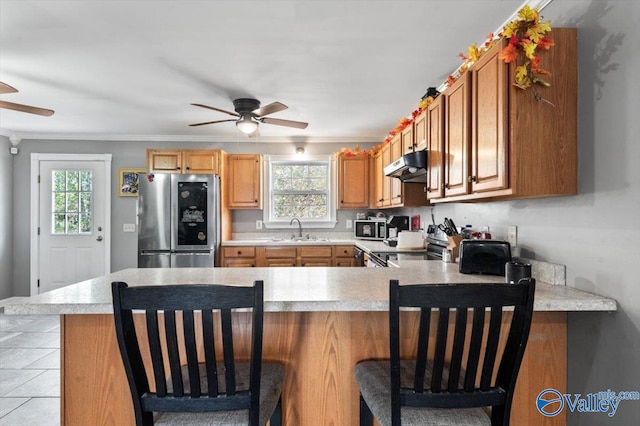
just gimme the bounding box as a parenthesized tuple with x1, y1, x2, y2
(267, 237, 331, 243)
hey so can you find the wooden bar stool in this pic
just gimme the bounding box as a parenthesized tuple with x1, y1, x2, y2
(112, 280, 284, 426)
(355, 279, 535, 426)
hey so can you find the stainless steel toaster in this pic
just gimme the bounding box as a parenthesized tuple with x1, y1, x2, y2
(458, 240, 512, 276)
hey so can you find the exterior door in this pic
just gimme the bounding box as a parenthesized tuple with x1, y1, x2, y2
(34, 156, 110, 293)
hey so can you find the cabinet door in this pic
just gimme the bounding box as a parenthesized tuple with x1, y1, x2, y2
(222, 246, 256, 267)
(381, 144, 391, 206)
(390, 175, 403, 206)
(371, 154, 383, 208)
(223, 259, 255, 267)
(471, 44, 509, 193)
(333, 246, 355, 267)
(228, 154, 262, 209)
(444, 72, 471, 197)
(426, 95, 445, 199)
(147, 150, 182, 173)
(300, 258, 332, 267)
(338, 156, 369, 208)
(414, 110, 428, 152)
(390, 133, 402, 162)
(401, 123, 415, 155)
(183, 150, 220, 174)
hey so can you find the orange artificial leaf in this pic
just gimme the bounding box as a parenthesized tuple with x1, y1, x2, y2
(446, 75, 456, 87)
(499, 43, 519, 63)
(531, 55, 541, 72)
(537, 36, 555, 50)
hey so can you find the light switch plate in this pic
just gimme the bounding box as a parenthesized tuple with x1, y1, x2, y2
(123, 223, 136, 233)
(507, 225, 517, 247)
(256, 220, 263, 230)
(346, 219, 353, 229)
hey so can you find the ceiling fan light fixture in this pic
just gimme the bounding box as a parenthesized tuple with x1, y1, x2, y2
(236, 115, 259, 134)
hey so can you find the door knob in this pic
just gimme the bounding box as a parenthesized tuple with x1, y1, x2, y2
(96, 236, 103, 242)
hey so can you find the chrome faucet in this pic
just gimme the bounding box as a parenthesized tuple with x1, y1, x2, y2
(290, 217, 302, 239)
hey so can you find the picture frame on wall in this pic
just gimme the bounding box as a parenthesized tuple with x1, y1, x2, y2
(118, 168, 146, 197)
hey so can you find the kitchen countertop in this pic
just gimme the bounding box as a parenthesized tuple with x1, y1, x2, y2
(4, 263, 616, 315)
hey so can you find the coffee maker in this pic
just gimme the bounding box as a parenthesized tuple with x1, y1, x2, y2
(386, 215, 410, 240)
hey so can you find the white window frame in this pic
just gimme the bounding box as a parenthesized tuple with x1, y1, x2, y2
(262, 154, 337, 229)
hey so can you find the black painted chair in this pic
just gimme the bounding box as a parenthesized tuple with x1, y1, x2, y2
(355, 278, 535, 426)
(112, 280, 284, 426)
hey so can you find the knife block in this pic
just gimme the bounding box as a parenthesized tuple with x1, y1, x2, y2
(447, 235, 463, 262)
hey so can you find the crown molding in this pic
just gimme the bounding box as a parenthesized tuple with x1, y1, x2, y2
(0, 129, 381, 144)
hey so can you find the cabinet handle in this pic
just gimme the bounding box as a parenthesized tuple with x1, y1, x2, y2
(426, 187, 431, 193)
(175, 167, 180, 171)
(468, 176, 477, 183)
(186, 166, 191, 170)
(341, 200, 344, 204)
(343, 250, 348, 254)
(445, 183, 450, 189)
(254, 199, 258, 202)
(237, 251, 242, 255)
(379, 198, 384, 202)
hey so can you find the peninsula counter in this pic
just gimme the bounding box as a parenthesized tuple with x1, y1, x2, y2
(5, 263, 616, 425)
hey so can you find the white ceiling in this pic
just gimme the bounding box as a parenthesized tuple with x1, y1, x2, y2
(1, 0, 541, 143)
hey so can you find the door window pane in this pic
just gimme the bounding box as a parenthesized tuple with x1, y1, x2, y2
(51, 170, 93, 234)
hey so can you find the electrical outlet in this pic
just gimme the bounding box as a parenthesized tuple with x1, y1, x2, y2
(507, 225, 517, 247)
(123, 223, 136, 233)
(346, 219, 353, 229)
(256, 220, 263, 230)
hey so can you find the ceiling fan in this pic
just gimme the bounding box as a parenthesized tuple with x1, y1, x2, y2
(190, 98, 308, 136)
(0, 82, 55, 116)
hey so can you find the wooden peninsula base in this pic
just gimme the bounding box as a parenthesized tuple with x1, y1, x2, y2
(62, 311, 566, 425)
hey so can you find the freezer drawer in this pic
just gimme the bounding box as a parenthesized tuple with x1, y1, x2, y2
(171, 250, 215, 268)
(138, 251, 171, 268)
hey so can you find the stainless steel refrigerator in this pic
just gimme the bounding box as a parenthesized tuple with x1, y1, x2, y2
(137, 174, 220, 268)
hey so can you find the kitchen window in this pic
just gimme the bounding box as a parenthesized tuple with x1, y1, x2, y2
(263, 155, 337, 229)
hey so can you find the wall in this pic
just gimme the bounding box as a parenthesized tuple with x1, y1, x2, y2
(0, 136, 13, 300)
(10, 140, 376, 297)
(408, 2, 640, 424)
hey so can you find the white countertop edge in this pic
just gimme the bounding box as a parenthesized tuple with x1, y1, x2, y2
(4, 299, 616, 315)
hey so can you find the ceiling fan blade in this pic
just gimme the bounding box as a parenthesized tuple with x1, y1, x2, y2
(191, 103, 239, 117)
(0, 82, 18, 94)
(189, 119, 237, 127)
(253, 101, 287, 117)
(262, 117, 308, 129)
(0, 100, 54, 116)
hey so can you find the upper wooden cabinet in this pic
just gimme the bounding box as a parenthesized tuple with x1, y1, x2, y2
(227, 154, 263, 209)
(401, 123, 415, 155)
(414, 109, 428, 152)
(390, 133, 403, 163)
(337, 156, 369, 209)
(443, 72, 472, 198)
(147, 149, 221, 174)
(426, 95, 445, 200)
(435, 28, 577, 203)
(370, 152, 384, 208)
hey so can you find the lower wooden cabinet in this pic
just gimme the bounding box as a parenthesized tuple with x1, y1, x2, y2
(221, 247, 256, 267)
(263, 247, 297, 267)
(221, 244, 358, 267)
(333, 245, 356, 267)
(299, 246, 332, 267)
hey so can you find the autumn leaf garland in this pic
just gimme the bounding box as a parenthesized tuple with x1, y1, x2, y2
(499, 5, 555, 90)
(337, 5, 556, 157)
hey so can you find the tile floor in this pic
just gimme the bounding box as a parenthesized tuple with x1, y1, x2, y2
(0, 311, 60, 426)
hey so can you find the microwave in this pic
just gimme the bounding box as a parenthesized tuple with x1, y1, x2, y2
(354, 220, 386, 240)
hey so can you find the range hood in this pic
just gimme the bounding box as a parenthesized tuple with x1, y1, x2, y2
(384, 151, 428, 183)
